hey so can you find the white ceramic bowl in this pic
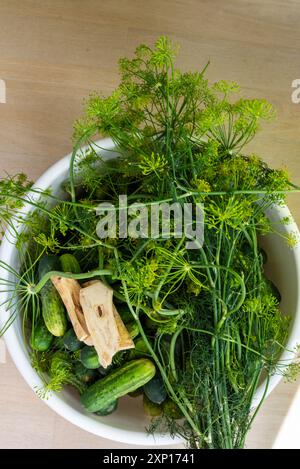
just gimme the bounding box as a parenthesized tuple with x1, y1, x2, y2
(1, 138, 300, 445)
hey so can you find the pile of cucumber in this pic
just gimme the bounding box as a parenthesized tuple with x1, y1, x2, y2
(29, 253, 180, 419)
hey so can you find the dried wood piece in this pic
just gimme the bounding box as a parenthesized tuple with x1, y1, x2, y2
(51, 276, 93, 346)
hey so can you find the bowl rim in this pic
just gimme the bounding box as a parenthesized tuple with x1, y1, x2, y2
(1, 137, 300, 444)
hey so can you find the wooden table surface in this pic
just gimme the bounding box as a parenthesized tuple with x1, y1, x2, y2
(0, 0, 299, 449)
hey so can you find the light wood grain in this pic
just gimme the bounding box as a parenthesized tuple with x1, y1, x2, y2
(0, 0, 300, 449)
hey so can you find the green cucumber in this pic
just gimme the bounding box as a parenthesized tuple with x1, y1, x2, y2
(143, 394, 162, 417)
(60, 254, 81, 274)
(39, 255, 68, 337)
(95, 399, 118, 416)
(63, 328, 83, 352)
(80, 358, 156, 413)
(75, 362, 98, 384)
(80, 346, 100, 369)
(30, 320, 53, 352)
(143, 375, 167, 404)
(41, 285, 67, 337)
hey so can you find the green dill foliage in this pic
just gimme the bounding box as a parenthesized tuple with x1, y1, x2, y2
(0, 173, 32, 235)
(35, 351, 86, 399)
(0, 36, 300, 449)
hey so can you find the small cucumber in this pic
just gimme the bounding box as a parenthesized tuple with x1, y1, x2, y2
(80, 358, 156, 413)
(63, 328, 83, 352)
(143, 394, 162, 417)
(30, 320, 53, 352)
(143, 375, 167, 404)
(95, 399, 118, 416)
(39, 255, 68, 337)
(80, 346, 100, 369)
(75, 362, 98, 384)
(41, 285, 68, 337)
(60, 254, 81, 274)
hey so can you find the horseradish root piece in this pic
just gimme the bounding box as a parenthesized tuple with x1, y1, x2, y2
(79, 281, 118, 368)
(79, 280, 134, 368)
(83, 280, 134, 351)
(113, 305, 135, 351)
(51, 276, 93, 346)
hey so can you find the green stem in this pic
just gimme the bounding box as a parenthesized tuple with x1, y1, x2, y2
(33, 268, 112, 294)
(169, 326, 183, 381)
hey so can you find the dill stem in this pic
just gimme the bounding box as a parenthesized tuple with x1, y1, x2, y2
(169, 326, 183, 381)
(33, 268, 112, 294)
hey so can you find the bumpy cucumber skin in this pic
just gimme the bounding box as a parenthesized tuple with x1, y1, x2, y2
(60, 254, 81, 274)
(63, 328, 83, 351)
(95, 399, 118, 416)
(39, 255, 68, 337)
(30, 320, 53, 352)
(80, 346, 100, 369)
(80, 359, 156, 413)
(41, 285, 68, 337)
